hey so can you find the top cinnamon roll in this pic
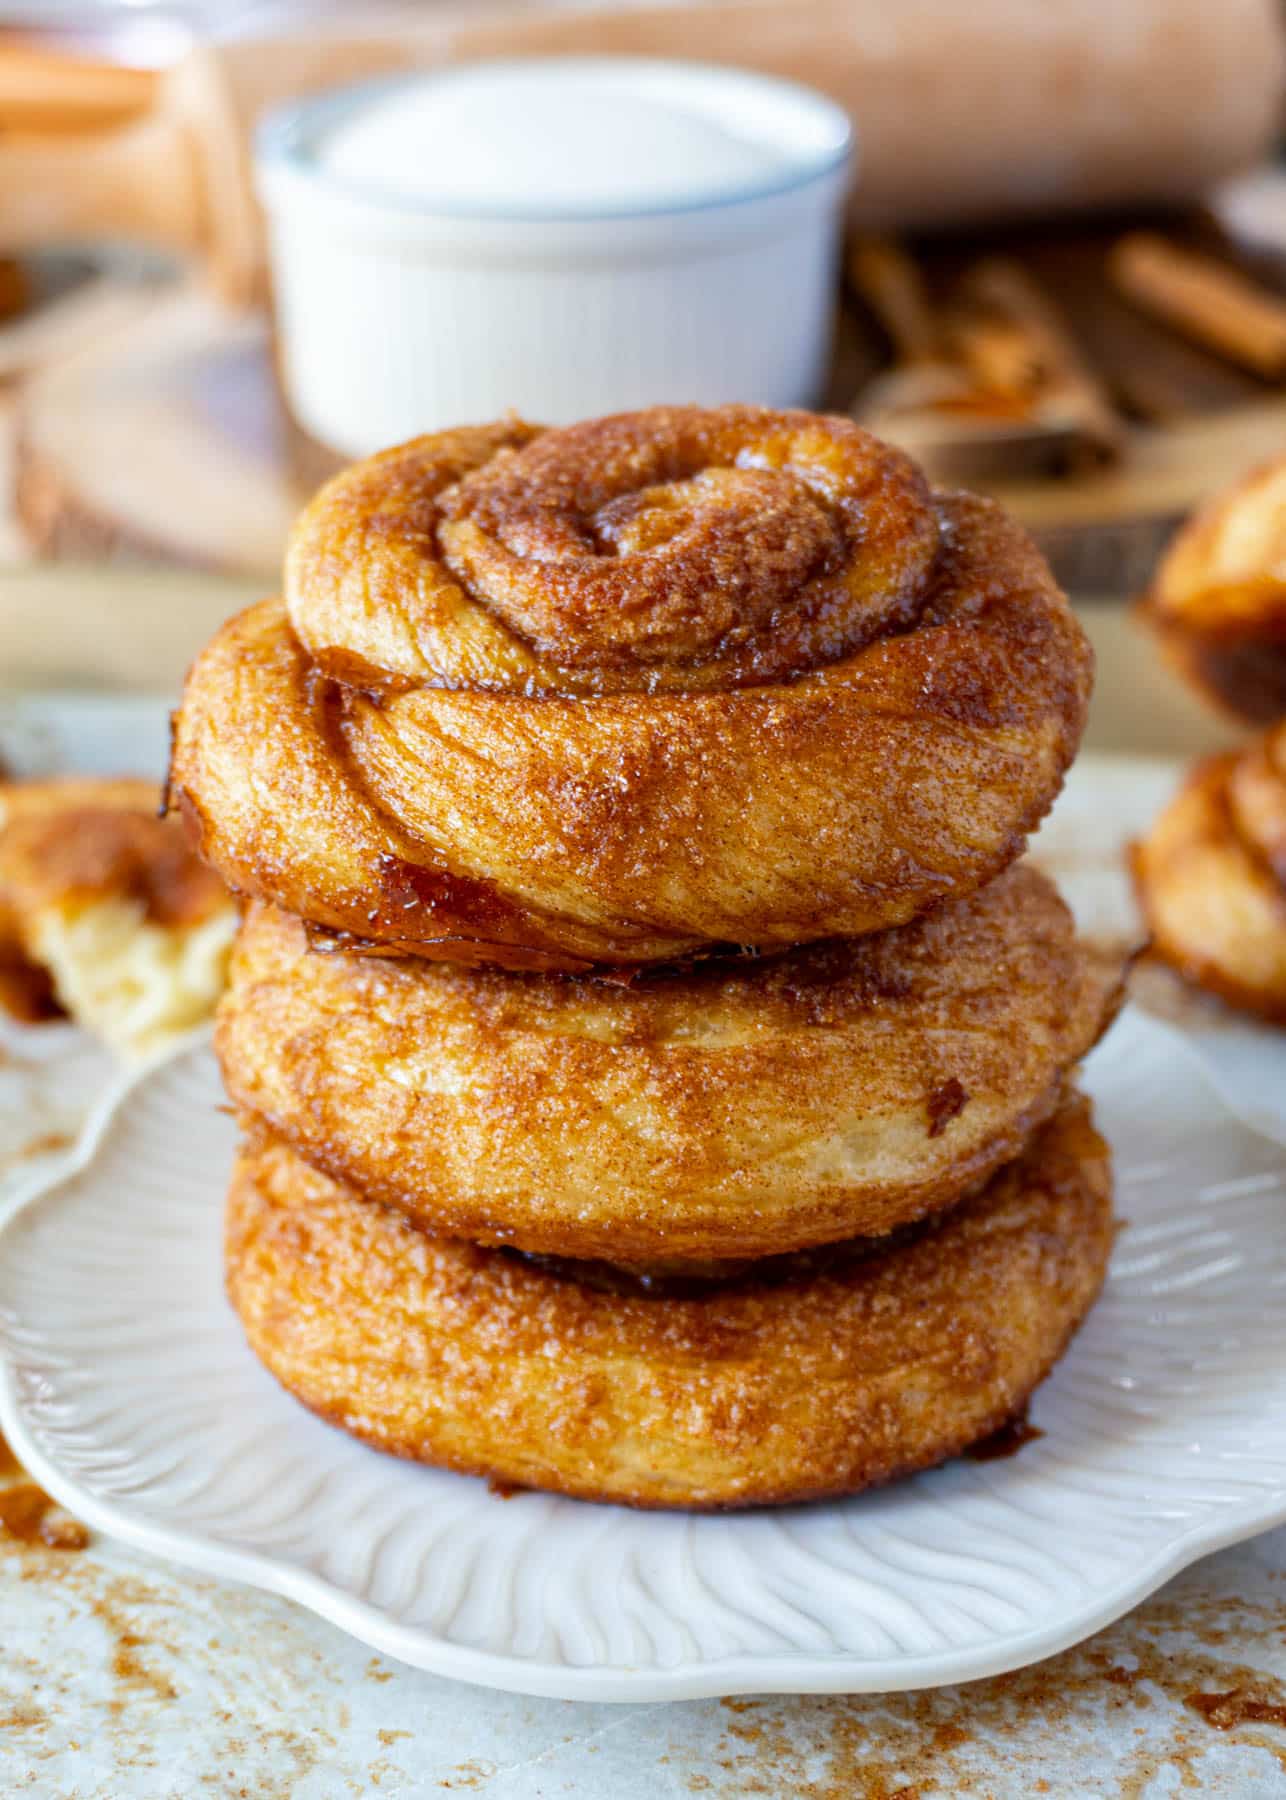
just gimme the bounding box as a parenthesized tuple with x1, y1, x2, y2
(171, 406, 1092, 970)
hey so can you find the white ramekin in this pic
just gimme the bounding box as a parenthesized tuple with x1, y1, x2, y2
(256, 58, 854, 456)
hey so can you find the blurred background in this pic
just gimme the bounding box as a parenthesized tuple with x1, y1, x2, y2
(1, 0, 1285, 755)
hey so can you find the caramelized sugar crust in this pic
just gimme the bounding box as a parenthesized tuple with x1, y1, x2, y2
(1133, 740, 1286, 1022)
(1141, 457, 1286, 725)
(171, 407, 1091, 970)
(225, 1096, 1113, 1510)
(217, 865, 1123, 1263)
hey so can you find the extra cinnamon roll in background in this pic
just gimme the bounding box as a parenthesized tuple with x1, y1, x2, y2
(226, 1096, 1113, 1511)
(171, 406, 1092, 972)
(1140, 457, 1286, 726)
(218, 865, 1121, 1265)
(1133, 730, 1286, 1023)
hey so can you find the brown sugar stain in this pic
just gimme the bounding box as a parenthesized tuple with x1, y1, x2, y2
(0, 1701, 46, 1731)
(0, 1551, 348, 1793)
(85, 1583, 181, 1707)
(697, 1579, 1286, 1799)
(1185, 1687, 1286, 1730)
(442, 1761, 498, 1790)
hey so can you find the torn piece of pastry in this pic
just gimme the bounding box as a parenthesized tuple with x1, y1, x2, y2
(1132, 743, 1286, 1022)
(217, 864, 1123, 1265)
(1139, 456, 1286, 725)
(227, 1095, 1112, 1511)
(0, 778, 236, 1061)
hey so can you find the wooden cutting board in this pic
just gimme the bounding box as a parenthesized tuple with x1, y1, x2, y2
(13, 280, 299, 576)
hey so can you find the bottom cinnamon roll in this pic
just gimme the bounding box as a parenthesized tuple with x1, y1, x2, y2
(1133, 743, 1286, 1023)
(226, 1096, 1113, 1511)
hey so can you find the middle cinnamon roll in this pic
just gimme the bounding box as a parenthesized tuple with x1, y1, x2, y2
(217, 863, 1121, 1265)
(171, 406, 1092, 972)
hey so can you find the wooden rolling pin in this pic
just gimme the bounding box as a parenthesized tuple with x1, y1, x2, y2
(0, 45, 155, 133)
(1, 0, 1282, 306)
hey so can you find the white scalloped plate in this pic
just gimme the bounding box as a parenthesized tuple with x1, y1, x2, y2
(1, 1006, 1286, 1702)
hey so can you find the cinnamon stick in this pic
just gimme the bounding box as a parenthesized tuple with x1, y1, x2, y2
(845, 236, 944, 367)
(1109, 231, 1286, 380)
(950, 259, 1125, 462)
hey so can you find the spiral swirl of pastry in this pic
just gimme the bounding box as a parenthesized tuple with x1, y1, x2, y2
(171, 406, 1092, 971)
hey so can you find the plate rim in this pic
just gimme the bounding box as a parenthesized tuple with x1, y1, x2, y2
(3, 1013, 1286, 1703)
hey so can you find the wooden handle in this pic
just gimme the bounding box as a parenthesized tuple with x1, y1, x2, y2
(0, 116, 199, 258)
(1110, 231, 1286, 379)
(0, 46, 156, 133)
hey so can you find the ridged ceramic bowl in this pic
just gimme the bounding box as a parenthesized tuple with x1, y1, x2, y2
(257, 59, 853, 454)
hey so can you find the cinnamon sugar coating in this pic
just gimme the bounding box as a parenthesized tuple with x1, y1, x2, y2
(225, 1095, 1113, 1511)
(218, 864, 1122, 1264)
(171, 406, 1091, 970)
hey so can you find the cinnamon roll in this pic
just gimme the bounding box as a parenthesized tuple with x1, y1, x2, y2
(172, 407, 1092, 972)
(1140, 456, 1286, 725)
(1133, 739, 1286, 1022)
(226, 1095, 1113, 1511)
(218, 864, 1121, 1263)
(0, 778, 235, 1059)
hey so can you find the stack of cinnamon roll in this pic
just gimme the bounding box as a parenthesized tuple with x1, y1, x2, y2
(171, 406, 1122, 1509)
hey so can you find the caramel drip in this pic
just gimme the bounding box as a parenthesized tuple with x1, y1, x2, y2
(965, 1410, 1044, 1461)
